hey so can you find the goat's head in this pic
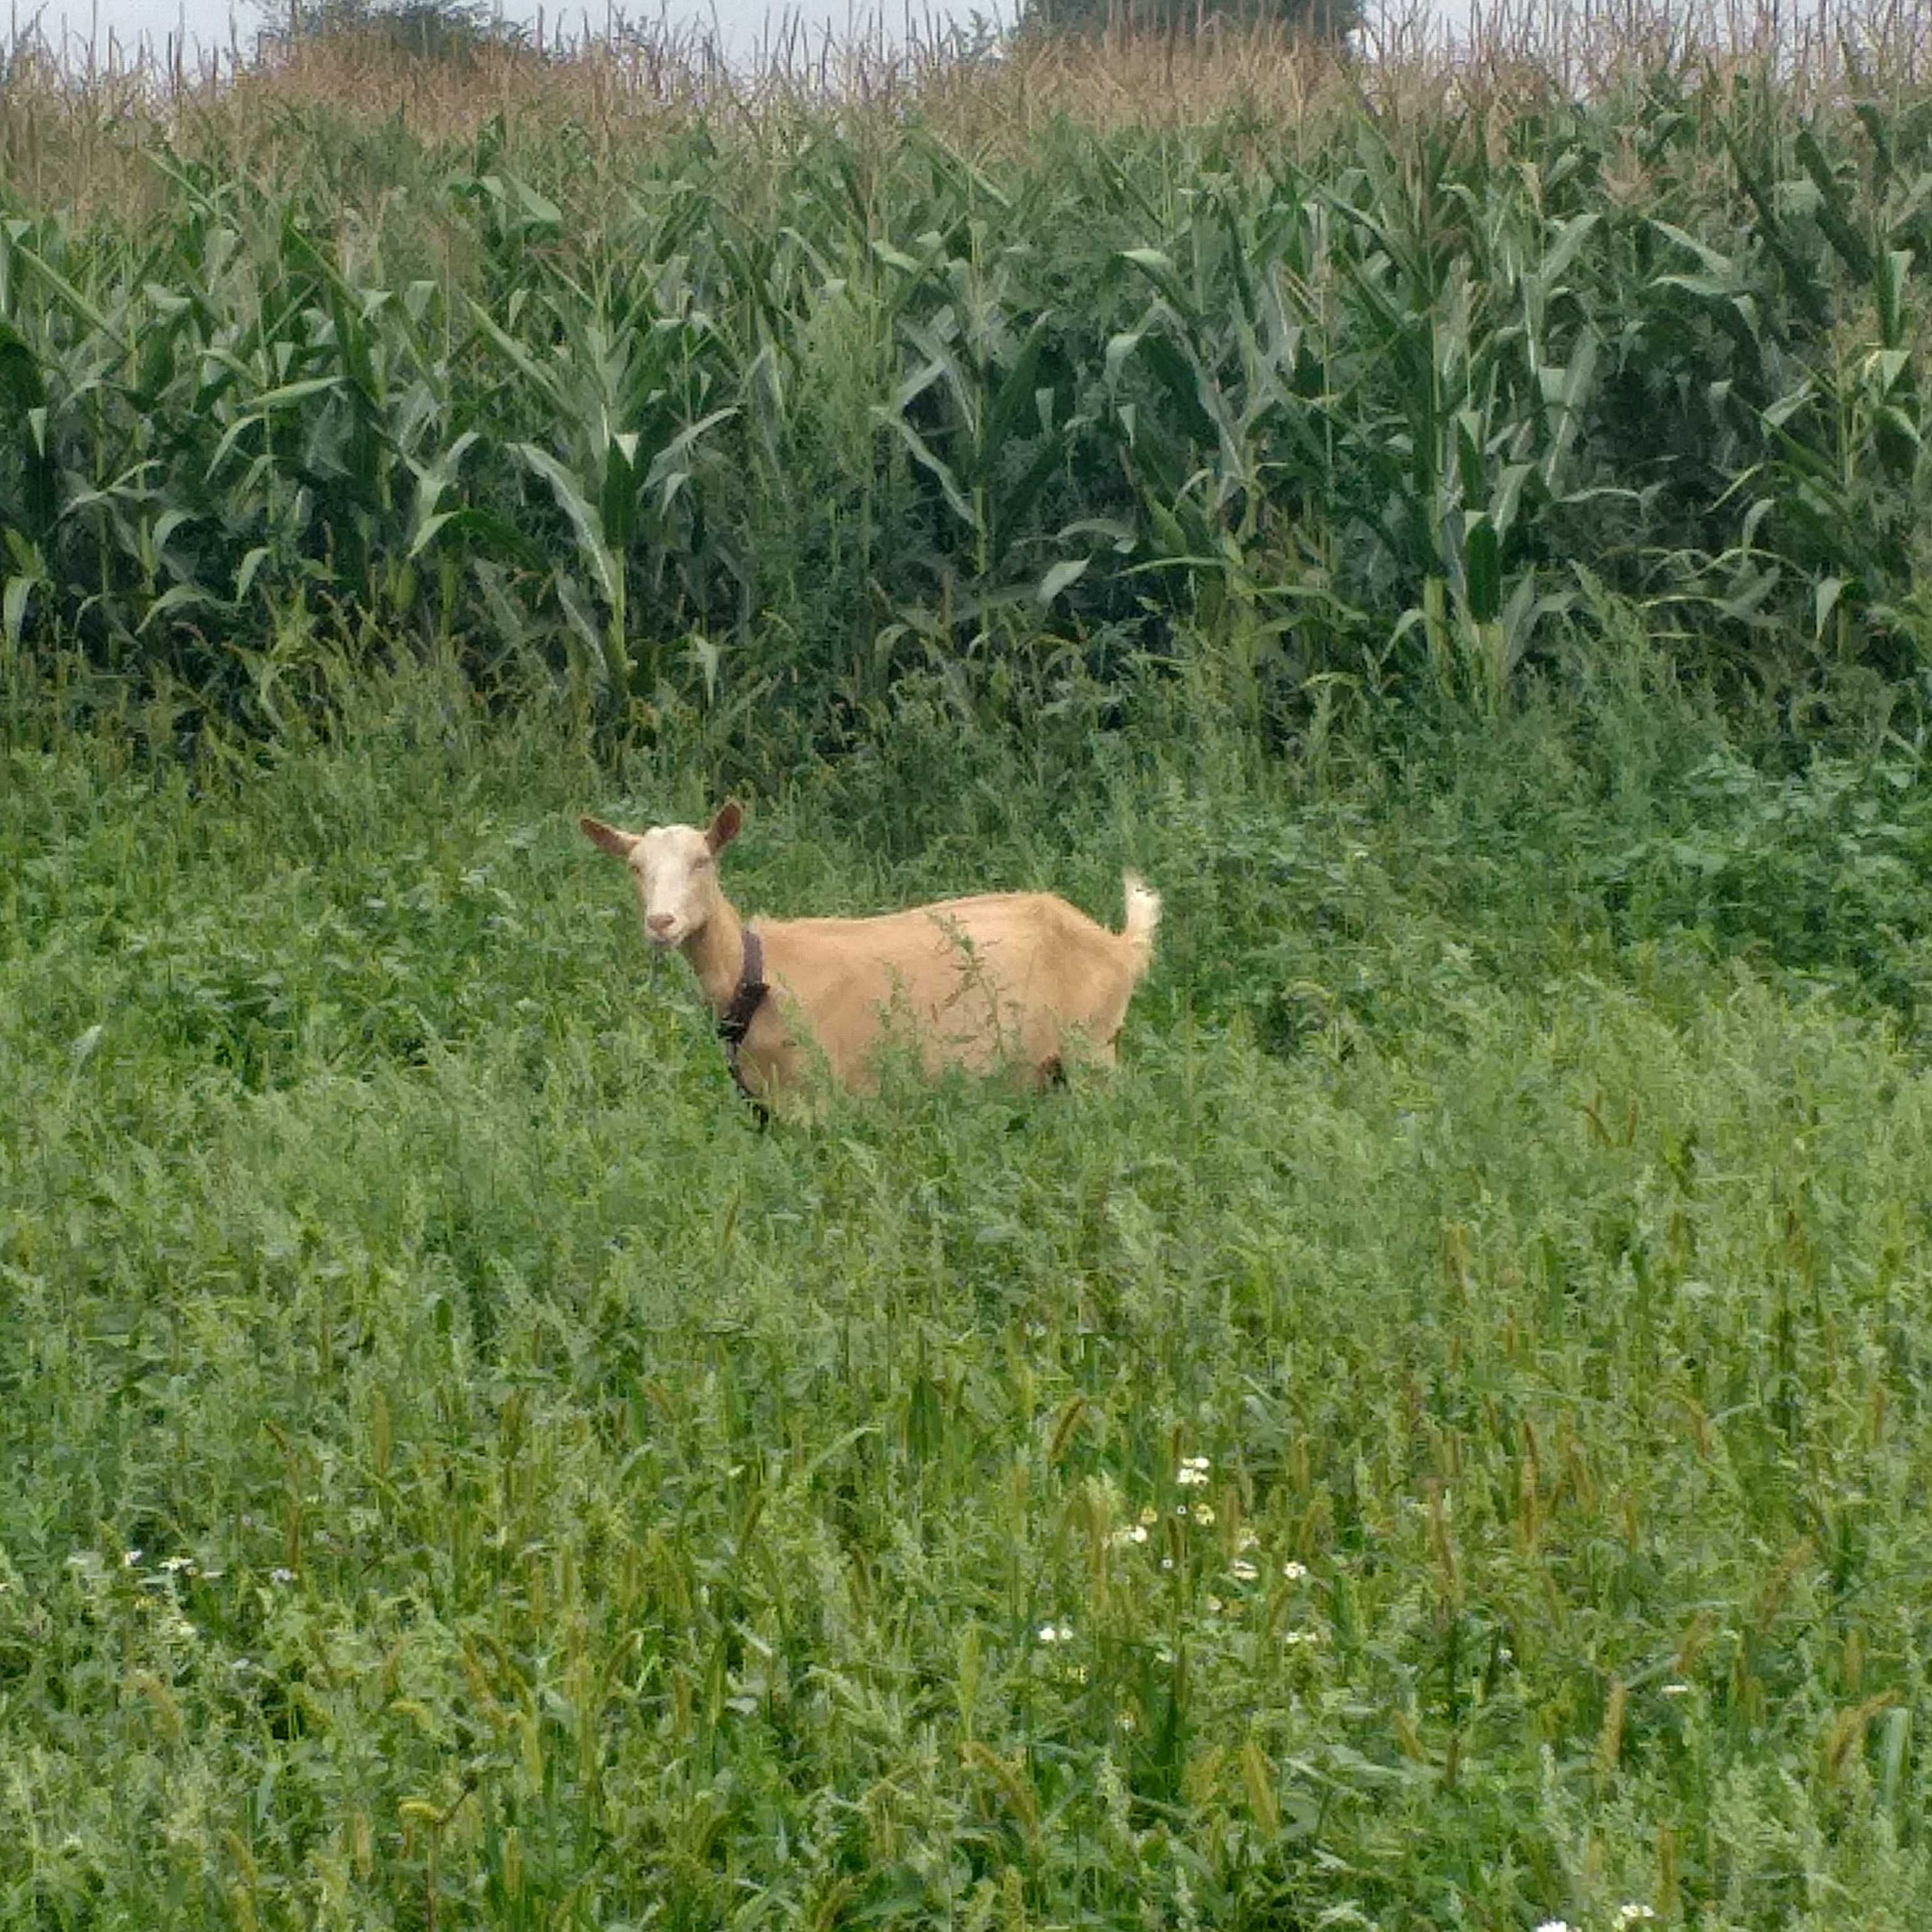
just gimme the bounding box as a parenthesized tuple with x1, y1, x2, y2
(581, 802, 742, 948)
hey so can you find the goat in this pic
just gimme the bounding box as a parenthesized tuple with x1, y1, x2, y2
(581, 802, 1161, 1109)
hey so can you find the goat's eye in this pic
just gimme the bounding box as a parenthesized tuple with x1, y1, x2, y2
(693, 854, 713, 869)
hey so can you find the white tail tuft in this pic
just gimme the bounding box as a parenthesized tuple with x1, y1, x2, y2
(1121, 872, 1162, 969)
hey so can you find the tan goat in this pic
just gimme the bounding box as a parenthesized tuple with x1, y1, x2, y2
(581, 802, 1161, 1109)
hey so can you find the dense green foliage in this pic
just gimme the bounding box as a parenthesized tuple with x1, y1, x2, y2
(2, 43, 1929, 746)
(8, 25, 1932, 1930)
(7, 660, 1932, 1928)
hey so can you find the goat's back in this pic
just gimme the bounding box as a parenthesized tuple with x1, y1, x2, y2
(752, 888, 1148, 1088)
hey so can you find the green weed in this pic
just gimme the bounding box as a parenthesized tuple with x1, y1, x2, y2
(5, 662, 1932, 1928)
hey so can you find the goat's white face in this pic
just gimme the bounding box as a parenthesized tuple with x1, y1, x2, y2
(631, 825, 719, 947)
(581, 803, 741, 948)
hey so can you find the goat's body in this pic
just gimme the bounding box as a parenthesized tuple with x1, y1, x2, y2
(740, 886, 1157, 1097)
(581, 803, 1160, 1110)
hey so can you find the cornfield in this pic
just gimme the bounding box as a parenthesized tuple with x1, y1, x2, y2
(4, 0, 1931, 745)
(14, 13, 1932, 1930)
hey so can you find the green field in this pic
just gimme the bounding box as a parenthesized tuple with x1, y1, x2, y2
(6, 11, 1932, 1928)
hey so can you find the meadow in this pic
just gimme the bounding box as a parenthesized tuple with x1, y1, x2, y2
(7, 5, 1932, 1927)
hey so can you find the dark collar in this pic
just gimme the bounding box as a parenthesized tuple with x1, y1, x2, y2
(716, 927, 770, 1112)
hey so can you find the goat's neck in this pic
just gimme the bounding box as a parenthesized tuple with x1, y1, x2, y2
(685, 896, 750, 1015)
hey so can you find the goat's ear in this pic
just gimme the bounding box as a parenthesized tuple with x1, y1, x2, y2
(705, 801, 743, 854)
(580, 815, 637, 858)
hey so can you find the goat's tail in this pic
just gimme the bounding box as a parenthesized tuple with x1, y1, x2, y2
(1121, 873, 1162, 975)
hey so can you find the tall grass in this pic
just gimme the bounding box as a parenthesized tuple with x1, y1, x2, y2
(8, 656, 1932, 1926)
(9, 17, 1932, 1925)
(4, 0, 1931, 751)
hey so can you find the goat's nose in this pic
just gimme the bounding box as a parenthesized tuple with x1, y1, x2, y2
(647, 912, 676, 937)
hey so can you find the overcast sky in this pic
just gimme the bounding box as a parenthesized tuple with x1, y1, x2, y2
(20, 0, 1030, 63)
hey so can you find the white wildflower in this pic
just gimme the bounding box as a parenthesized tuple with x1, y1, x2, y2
(1194, 1504, 1215, 1525)
(1176, 1460, 1211, 1489)
(1037, 1621, 1074, 1645)
(1533, 1921, 1574, 1932)
(1661, 1682, 1690, 1697)
(269, 1567, 297, 1585)
(1282, 1560, 1308, 1582)
(1615, 1907, 1657, 1928)
(1206, 1595, 1224, 1614)
(1230, 1558, 1259, 1583)
(122, 1548, 143, 1568)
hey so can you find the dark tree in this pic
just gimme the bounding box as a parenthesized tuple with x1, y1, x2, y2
(268, 0, 532, 66)
(1019, 0, 1360, 41)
